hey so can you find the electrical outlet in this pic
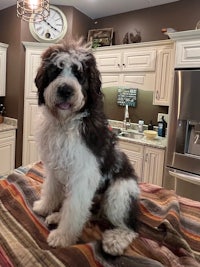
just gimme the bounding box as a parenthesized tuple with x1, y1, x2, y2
(157, 113, 169, 124)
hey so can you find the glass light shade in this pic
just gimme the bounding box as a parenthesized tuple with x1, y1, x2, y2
(17, 0, 50, 22)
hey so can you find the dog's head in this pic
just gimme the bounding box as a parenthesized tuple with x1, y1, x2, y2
(35, 39, 102, 118)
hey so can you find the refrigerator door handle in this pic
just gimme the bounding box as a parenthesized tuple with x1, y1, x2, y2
(169, 170, 200, 186)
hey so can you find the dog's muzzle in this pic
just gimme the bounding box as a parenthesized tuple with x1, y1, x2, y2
(56, 84, 74, 110)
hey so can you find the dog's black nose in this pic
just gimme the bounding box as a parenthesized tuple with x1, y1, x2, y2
(57, 84, 73, 99)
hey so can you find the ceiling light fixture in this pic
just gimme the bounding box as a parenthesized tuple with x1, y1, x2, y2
(17, 0, 50, 22)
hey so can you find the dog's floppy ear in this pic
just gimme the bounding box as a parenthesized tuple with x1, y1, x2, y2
(35, 46, 62, 105)
(87, 54, 102, 95)
(35, 65, 48, 105)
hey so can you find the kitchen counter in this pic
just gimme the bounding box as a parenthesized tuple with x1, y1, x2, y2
(117, 135, 167, 149)
(109, 119, 167, 149)
(0, 117, 18, 132)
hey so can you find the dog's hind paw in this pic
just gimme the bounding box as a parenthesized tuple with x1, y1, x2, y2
(45, 212, 61, 226)
(102, 228, 138, 256)
(47, 229, 71, 248)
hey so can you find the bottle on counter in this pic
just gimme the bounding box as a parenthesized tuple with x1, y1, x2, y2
(138, 120, 144, 133)
(148, 120, 154, 130)
(158, 116, 167, 137)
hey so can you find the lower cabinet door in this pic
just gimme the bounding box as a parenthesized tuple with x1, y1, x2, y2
(0, 130, 15, 176)
(143, 147, 165, 186)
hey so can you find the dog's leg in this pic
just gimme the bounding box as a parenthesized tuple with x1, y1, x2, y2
(47, 170, 101, 248)
(33, 170, 64, 216)
(103, 178, 140, 255)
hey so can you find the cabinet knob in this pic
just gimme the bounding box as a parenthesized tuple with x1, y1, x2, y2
(117, 63, 120, 67)
(122, 63, 126, 67)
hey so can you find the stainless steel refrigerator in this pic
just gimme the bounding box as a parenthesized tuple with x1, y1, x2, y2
(164, 69, 200, 201)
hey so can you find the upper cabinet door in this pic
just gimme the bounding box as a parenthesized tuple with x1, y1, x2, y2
(0, 43, 8, 97)
(175, 40, 200, 68)
(154, 47, 174, 106)
(95, 47, 156, 72)
(123, 49, 156, 72)
(95, 50, 121, 72)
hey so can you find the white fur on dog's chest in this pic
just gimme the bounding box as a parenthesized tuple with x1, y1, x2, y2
(36, 116, 100, 185)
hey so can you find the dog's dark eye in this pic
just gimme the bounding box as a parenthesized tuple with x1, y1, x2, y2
(47, 64, 62, 83)
(72, 64, 85, 84)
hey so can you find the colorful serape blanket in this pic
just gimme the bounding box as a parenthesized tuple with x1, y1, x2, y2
(0, 162, 200, 267)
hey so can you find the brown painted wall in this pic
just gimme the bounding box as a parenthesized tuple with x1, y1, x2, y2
(93, 0, 200, 45)
(0, 6, 25, 167)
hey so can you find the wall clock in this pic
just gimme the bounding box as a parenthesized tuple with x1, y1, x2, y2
(29, 5, 68, 43)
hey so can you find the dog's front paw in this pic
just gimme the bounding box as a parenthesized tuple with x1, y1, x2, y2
(45, 212, 61, 226)
(102, 228, 138, 256)
(33, 200, 50, 216)
(47, 229, 71, 248)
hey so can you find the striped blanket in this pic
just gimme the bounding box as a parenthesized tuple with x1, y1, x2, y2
(0, 162, 200, 267)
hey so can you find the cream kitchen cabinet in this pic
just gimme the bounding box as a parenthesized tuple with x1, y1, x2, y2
(22, 42, 52, 165)
(0, 43, 9, 96)
(94, 40, 174, 105)
(101, 72, 155, 90)
(169, 29, 200, 68)
(0, 130, 16, 176)
(118, 141, 144, 181)
(142, 146, 165, 186)
(95, 44, 157, 90)
(95, 46, 156, 73)
(153, 45, 174, 106)
(119, 140, 165, 186)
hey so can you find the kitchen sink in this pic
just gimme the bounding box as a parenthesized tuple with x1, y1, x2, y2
(118, 131, 144, 139)
(111, 127, 144, 140)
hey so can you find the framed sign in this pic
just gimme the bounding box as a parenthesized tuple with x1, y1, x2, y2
(87, 28, 113, 48)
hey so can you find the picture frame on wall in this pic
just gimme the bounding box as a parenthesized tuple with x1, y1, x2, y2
(87, 28, 113, 48)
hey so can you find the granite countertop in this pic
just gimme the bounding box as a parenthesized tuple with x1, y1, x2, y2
(0, 117, 18, 132)
(109, 119, 167, 149)
(117, 134, 167, 149)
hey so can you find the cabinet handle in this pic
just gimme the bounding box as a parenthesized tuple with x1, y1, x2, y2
(145, 153, 148, 162)
(156, 90, 160, 100)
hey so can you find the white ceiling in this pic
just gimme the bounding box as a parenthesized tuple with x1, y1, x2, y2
(1, 0, 180, 19)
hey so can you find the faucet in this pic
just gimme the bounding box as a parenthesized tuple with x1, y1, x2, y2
(123, 104, 131, 130)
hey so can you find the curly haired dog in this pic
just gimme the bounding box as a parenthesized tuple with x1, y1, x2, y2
(33, 39, 140, 256)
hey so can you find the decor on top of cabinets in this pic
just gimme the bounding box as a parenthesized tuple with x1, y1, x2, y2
(122, 33, 129, 44)
(130, 30, 141, 43)
(87, 28, 113, 48)
(29, 5, 67, 43)
(122, 30, 141, 44)
(0, 43, 8, 97)
(196, 21, 200, 29)
(17, 0, 49, 22)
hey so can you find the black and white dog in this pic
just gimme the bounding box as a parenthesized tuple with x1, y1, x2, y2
(33, 39, 140, 256)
